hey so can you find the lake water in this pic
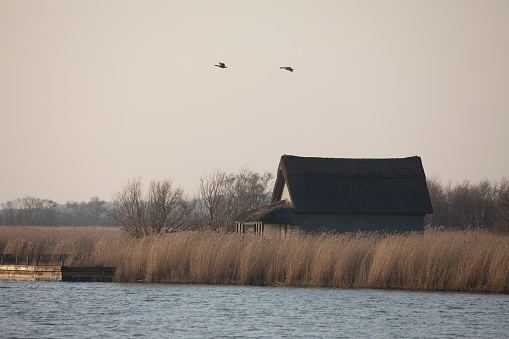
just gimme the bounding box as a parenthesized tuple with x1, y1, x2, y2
(1, 281, 508, 338)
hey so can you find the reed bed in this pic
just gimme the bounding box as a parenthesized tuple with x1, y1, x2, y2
(0, 226, 508, 293)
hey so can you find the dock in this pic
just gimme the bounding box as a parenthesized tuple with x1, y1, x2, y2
(0, 265, 115, 282)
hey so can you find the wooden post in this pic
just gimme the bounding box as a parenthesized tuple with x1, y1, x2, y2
(257, 222, 263, 235)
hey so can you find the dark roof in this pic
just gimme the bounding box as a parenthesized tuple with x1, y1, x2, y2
(235, 200, 295, 224)
(272, 155, 433, 214)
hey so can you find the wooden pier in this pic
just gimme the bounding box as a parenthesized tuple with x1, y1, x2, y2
(0, 265, 115, 282)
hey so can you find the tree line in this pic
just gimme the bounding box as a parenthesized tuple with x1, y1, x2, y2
(0, 167, 274, 235)
(0, 196, 114, 227)
(424, 176, 509, 233)
(2, 170, 508, 234)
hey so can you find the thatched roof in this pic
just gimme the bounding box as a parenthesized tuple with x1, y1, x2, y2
(235, 200, 295, 224)
(271, 155, 433, 215)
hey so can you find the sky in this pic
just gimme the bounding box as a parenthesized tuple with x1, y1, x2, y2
(1, 0, 508, 204)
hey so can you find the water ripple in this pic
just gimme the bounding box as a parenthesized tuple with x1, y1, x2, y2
(0, 281, 508, 338)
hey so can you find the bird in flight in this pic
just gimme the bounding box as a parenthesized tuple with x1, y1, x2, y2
(280, 66, 294, 72)
(215, 62, 227, 69)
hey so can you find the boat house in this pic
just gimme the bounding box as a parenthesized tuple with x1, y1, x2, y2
(235, 155, 433, 234)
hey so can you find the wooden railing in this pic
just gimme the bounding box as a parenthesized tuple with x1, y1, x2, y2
(0, 254, 70, 266)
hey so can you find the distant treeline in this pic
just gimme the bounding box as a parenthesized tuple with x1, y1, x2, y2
(1, 173, 508, 233)
(424, 176, 509, 233)
(0, 196, 115, 227)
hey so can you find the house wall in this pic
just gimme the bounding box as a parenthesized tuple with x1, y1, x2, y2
(281, 183, 291, 201)
(296, 214, 425, 233)
(263, 223, 299, 232)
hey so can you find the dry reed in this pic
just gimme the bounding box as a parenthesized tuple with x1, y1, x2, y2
(0, 226, 508, 293)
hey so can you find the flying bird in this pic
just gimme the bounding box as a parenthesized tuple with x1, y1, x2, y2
(215, 62, 227, 69)
(280, 66, 294, 72)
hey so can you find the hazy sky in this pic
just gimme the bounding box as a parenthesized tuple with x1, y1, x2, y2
(1, 0, 508, 204)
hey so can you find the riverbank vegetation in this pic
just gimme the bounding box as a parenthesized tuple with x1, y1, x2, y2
(1, 227, 508, 293)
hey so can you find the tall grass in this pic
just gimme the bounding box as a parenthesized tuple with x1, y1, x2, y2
(1, 226, 508, 293)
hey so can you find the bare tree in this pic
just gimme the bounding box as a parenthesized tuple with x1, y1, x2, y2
(59, 197, 110, 226)
(199, 167, 274, 232)
(111, 178, 192, 237)
(424, 175, 449, 227)
(199, 170, 235, 230)
(85, 196, 109, 226)
(494, 179, 509, 233)
(0, 200, 16, 225)
(61, 201, 86, 226)
(469, 180, 496, 228)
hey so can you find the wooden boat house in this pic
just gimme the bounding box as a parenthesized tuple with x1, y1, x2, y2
(235, 155, 433, 234)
